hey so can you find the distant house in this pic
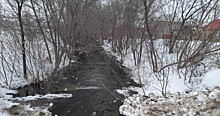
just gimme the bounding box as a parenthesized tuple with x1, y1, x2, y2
(152, 21, 192, 40)
(136, 21, 192, 40)
(204, 19, 220, 31)
(204, 19, 220, 34)
(204, 19, 220, 40)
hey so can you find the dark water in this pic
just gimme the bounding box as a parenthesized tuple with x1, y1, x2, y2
(17, 48, 138, 116)
(49, 49, 137, 116)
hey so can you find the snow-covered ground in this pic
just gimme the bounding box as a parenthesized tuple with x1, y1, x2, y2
(0, 88, 17, 116)
(0, 87, 72, 116)
(102, 39, 220, 115)
(0, 34, 72, 114)
(0, 32, 73, 115)
(103, 40, 220, 94)
(0, 32, 72, 89)
(119, 87, 220, 116)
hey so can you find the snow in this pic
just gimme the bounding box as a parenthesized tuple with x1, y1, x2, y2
(49, 102, 53, 108)
(0, 33, 74, 115)
(93, 112, 97, 115)
(103, 40, 220, 95)
(209, 88, 220, 101)
(0, 88, 19, 116)
(0, 88, 17, 99)
(167, 75, 189, 93)
(102, 40, 220, 116)
(75, 86, 101, 90)
(0, 32, 73, 89)
(0, 30, 74, 115)
(0, 89, 17, 115)
(202, 69, 220, 88)
(119, 88, 220, 116)
(11, 94, 72, 102)
(116, 89, 130, 97)
(0, 87, 72, 115)
(0, 99, 19, 116)
(197, 93, 208, 101)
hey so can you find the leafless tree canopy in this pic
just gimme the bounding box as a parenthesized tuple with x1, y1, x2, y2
(0, 0, 220, 94)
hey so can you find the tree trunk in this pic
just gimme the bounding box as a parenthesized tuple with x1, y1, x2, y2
(17, 1, 27, 79)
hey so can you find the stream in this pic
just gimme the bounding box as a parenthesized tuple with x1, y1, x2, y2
(16, 47, 138, 116)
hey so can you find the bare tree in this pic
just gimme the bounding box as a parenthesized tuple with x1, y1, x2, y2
(30, 0, 52, 63)
(7, 0, 27, 79)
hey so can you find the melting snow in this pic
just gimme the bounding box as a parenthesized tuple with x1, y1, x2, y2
(75, 86, 101, 90)
(10, 94, 72, 102)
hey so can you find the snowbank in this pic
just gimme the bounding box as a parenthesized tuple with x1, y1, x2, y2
(0, 87, 72, 116)
(0, 88, 19, 116)
(11, 93, 72, 102)
(202, 69, 220, 88)
(120, 87, 220, 116)
(0, 99, 19, 116)
(103, 40, 220, 94)
(103, 40, 220, 116)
